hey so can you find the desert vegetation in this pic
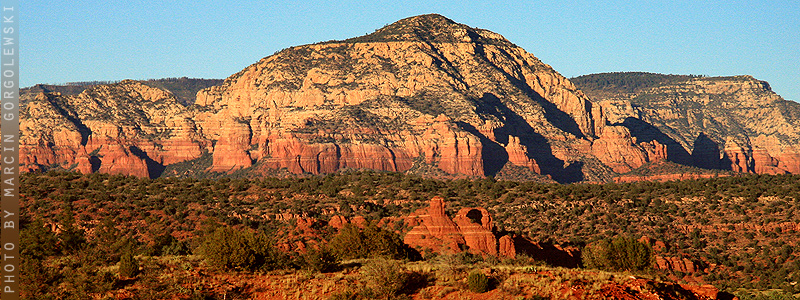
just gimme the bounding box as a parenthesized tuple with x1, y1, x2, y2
(18, 170, 800, 299)
(571, 72, 704, 94)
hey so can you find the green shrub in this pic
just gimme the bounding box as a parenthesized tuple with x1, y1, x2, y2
(198, 226, 288, 271)
(118, 251, 139, 278)
(328, 289, 359, 300)
(466, 271, 490, 293)
(360, 259, 407, 298)
(582, 236, 652, 272)
(145, 233, 189, 256)
(736, 290, 795, 300)
(328, 223, 418, 260)
(20, 218, 58, 259)
(302, 247, 339, 273)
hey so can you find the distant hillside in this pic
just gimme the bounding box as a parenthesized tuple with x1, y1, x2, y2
(140, 77, 224, 105)
(572, 72, 701, 93)
(21, 82, 108, 99)
(571, 72, 702, 100)
(22, 77, 223, 106)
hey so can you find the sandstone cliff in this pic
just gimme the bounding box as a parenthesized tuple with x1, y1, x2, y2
(574, 72, 800, 175)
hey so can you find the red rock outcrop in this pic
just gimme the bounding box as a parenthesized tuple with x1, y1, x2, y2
(591, 125, 649, 173)
(328, 215, 348, 230)
(350, 216, 367, 228)
(403, 197, 560, 258)
(260, 133, 414, 175)
(722, 144, 751, 173)
(453, 207, 497, 256)
(404, 197, 466, 254)
(93, 144, 149, 177)
(498, 235, 516, 258)
(210, 117, 253, 172)
(17, 81, 210, 178)
(505, 136, 541, 173)
(745, 135, 800, 175)
(656, 256, 697, 274)
(641, 140, 668, 162)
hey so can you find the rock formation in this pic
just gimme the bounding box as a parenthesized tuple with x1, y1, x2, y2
(656, 256, 698, 274)
(403, 196, 469, 254)
(498, 235, 516, 258)
(402, 196, 569, 259)
(21, 14, 652, 181)
(327, 215, 348, 230)
(453, 207, 498, 256)
(403, 196, 515, 256)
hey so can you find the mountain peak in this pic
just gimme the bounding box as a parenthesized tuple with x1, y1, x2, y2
(344, 14, 513, 46)
(392, 13, 459, 28)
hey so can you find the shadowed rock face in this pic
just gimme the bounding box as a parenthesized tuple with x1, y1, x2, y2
(692, 133, 721, 170)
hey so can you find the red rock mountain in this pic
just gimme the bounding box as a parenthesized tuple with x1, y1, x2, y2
(15, 16, 799, 182)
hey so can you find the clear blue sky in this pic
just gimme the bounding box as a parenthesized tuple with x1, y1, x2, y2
(23, 0, 800, 101)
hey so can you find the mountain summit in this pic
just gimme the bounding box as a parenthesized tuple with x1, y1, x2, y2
(344, 14, 514, 46)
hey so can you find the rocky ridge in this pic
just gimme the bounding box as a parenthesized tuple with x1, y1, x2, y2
(19, 81, 210, 178)
(197, 13, 578, 178)
(574, 72, 800, 175)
